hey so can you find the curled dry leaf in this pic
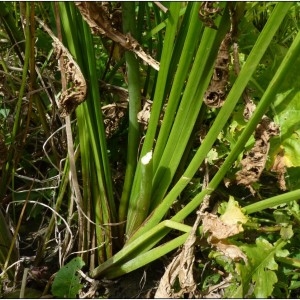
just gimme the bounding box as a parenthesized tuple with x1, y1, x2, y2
(155, 238, 199, 298)
(212, 239, 248, 262)
(75, 2, 160, 71)
(204, 33, 232, 108)
(199, 2, 223, 30)
(36, 17, 87, 117)
(236, 116, 280, 194)
(271, 147, 287, 191)
(203, 213, 241, 240)
(102, 103, 128, 138)
(202, 198, 248, 263)
(243, 98, 256, 121)
(155, 214, 202, 298)
(137, 100, 152, 129)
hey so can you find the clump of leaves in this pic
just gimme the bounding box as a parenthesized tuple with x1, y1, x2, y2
(231, 238, 288, 298)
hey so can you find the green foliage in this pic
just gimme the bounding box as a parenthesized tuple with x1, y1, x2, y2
(2, 1, 300, 298)
(51, 257, 85, 298)
(232, 238, 287, 298)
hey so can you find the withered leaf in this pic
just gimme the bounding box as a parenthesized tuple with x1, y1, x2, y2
(75, 2, 159, 71)
(36, 17, 87, 117)
(155, 214, 202, 298)
(199, 2, 223, 30)
(203, 213, 241, 240)
(271, 147, 287, 191)
(236, 116, 280, 194)
(204, 33, 231, 108)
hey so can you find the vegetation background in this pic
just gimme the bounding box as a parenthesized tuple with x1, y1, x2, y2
(1, 1, 300, 298)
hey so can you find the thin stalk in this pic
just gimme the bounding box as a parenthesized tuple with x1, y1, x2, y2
(126, 151, 153, 236)
(0, 1, 30, 199)
(128, 2, 293, 243)
(152, 2, 202, 173)
(55, 4, 84, 254)
(36, 161, 70, 265)
(244, 189, 300, 215)
(59, 2, 117, 259)
(0, 2, 25, 64)
(127, 2, 181, 235)
(138, 2, 181, 157)
(104, 233, 189, 279)
(119, 2, 142, 234)
(0, 207, 18, 281)
(82, 19, 118, 259)
(164, 2, 195, 96)
(152, 2, 164, 61)
(151, 2, 225, 209)
(90, 219, 198, 278)
(172, 4, 300, 224)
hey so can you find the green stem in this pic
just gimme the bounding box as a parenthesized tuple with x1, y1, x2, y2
(172, 2, 299, 224)
(151, 2, 228, 208)
(0, 2, 30, 199)
(126, 151, 153, 237)
(128, 2, 293, 242)
(244, 189, 300, 215)
(128, 2, 181, 213)
(119, 2, 142, 234)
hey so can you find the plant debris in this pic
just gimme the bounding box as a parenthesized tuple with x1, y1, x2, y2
(202, 197, 248, 263)
(270, 147, 287, 191)
(75, 2, 160, 71)
(36, 17, 87, 117)
(236, 116, 280, 194)
(199, 2, 223, 30)
(204, 33, 232, 108)
(137, 100, 152, 129)
(102, 103, 128, 138)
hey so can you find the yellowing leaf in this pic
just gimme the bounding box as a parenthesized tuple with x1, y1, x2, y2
(270, 91, 300, 168)
(220, 196, 248, 230)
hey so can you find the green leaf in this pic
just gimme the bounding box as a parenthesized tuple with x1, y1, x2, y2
(233, 238, 287, 298)
(280, 225, 294, 240)
(269, 73, 300, 170)
(253, 269, 277, 298)
(51, 257, 85, 298)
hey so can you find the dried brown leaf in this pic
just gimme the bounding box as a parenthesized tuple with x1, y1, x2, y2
(137, 101, 152, 127)
(212, 239, 247, 262)
(155, 214, 202, 298)
(202, 213, 241, 240)
(75, 2, 159, 71)
(102, 103, 128, 138)
(202, 199, 247, 263)
(36, 17, 87, 117)
(199, 2, 223, 30)
(204, 33, 231, 108)
(271, 147, 287, 191)
(236, 116, 280, 194)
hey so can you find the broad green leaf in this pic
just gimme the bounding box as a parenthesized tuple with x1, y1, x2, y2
(51, 257, 85, 298)
(253, 269, 277, 298)
(233, 238, 287, 298)
(269, 91, 300, 169)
